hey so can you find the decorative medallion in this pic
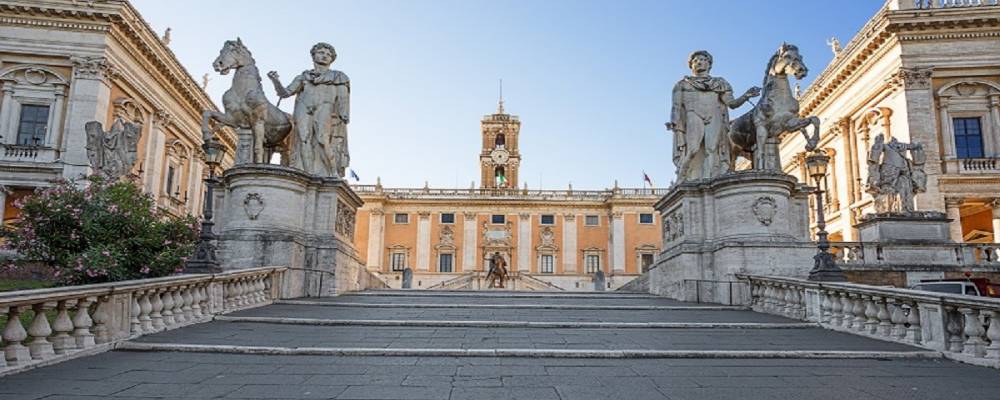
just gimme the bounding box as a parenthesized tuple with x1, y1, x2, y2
(752, 196, 778, 226)
(243, 193, 264, 220)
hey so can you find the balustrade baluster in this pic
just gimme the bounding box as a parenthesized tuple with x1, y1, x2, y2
(945, 306, 965, 353)
(888, 298, 906, 340)
(91, 297, 112, 344)
(130, 294, 141, 335)
(72, 298, 95, 349)
(255, 278, 266, 303)
(959, 307, 987, 357)
(830, 291, 844, 326)
(149, 290, 165, 332)
(190, 285, 204, 319)
(3, 306, 32, 365)
(986, 311, 1000, 360)
(139, 291, 153, 333)
(820, 290, 832, 324)
(160, 288, 176, 326)
(863, 295, 879, 334)
(904, 302, 922, 344)
(224, 281, 235, 310)
(841, 294, 854, 329)
(27, 302, 55, 359)
(171, 289, 185, 324)
(852, 295, 867, 332)
(762, 284, 773, 313)
(50, 300, 75, 355)
(181, 286, 194, 321)
(875, 296, 892, 337)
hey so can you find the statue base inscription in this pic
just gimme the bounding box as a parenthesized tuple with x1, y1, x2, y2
(856, 212, 951, 244)
(647, 171, 816, 302)
(213, 164, 364, 297)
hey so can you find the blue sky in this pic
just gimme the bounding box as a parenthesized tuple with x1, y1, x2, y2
(132, 0, 882, 189)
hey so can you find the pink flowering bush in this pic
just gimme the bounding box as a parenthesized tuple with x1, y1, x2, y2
(2, 176, 198, 285)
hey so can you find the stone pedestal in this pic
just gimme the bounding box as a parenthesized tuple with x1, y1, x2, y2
(214, 164, 363, 297)
(648, 172, 816, 301)
(856, 212, 952, 244)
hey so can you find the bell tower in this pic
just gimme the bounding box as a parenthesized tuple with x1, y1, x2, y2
(480, 84, 521, 189)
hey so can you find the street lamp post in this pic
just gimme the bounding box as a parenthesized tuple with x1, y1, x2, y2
(185, 138, 226, 274)
(805, 150, 847, 282)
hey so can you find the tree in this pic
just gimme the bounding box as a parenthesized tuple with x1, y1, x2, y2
(2, 176, 198, 285)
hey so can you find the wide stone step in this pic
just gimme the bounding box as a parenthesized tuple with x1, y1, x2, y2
(279, 299, 744, 311)
(355, 290, 660, 299)
(215, 316, 816, 329)
(229, 303, 797, 324)
(132, 321, 922, 353)
(326, 294, 691, 306)
(5, 351, 996, 400)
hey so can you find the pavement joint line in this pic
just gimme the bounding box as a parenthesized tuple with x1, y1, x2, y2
(116, 342, 943, 360)
(214, 315, 817, 329)
(276, 300, 749, 311)
(352, 291, 659, 299)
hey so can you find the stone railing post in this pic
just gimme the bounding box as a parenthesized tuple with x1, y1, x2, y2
(3, 306, 31, 365)
(51, 300, 75, 354)
(27, 303, 55, 360)
(959, 307, 987, 357)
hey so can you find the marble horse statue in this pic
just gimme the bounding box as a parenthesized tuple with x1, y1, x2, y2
(202, 38, 292, 164)
(730, 43, 821, 171)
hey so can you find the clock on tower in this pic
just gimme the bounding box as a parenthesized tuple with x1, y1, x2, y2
(480, 94, 521, 189)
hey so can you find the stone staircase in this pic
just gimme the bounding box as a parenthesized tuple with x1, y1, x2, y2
(4, 290, 1000, 399)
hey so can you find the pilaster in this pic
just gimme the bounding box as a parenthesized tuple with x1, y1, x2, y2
(562, 214, 577, 273)
(416, 211, 431, 271)
(517, 213, 531, 272)
(945, 197, 964, 242)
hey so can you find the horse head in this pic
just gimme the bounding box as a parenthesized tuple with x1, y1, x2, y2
(770, 43, 808, 80)
(213, 38, 253, 76)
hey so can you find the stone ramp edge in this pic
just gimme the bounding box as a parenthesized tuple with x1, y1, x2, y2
(277, 300, 749, 311)
(213, 315, 815, 329)
(116, 342, 943, 359)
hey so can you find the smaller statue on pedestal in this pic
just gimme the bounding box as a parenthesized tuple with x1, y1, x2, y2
(866, 133, 927, 214)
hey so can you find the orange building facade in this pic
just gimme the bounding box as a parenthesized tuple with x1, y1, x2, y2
(351, 103, 664, 291)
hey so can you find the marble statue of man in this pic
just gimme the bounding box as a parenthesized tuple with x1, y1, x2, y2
(668, 51, 760, 181)
(866, 133, 927, 213)
(267, 42, 350, 177)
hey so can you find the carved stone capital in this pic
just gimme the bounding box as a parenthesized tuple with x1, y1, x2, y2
(463, 212, 477, 219)
(896, 67, 933, 91)
(153, 109, 174, 128)
(371, 208, 385, 216)
(417, 211, 431, 219)
(611, 211, 624, 219)
(562, 214, 577, 222)
(71, 56, 118, 82)
(944, 197, 964, 208)
(990, 198, 1000, 211)
(518, 213, 531, 220)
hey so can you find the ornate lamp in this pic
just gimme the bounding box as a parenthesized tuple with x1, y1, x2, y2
(185, 138, 226, 274)
(805, 150, 846, 282)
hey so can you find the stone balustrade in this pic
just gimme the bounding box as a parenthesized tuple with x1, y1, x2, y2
(0, 267, 285, 375)
(829, 241, 1000, 267)
(352, 185, 667, 200)
(740, 275, 1000, 368)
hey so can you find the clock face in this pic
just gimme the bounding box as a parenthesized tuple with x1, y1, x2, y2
(491, 149, 509, 164)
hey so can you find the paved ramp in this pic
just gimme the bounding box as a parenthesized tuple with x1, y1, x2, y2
(2, 290, 999, 399)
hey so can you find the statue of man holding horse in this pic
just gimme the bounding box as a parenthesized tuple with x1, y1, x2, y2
(268, 42, 351, 178)
(668, 51, 760, 182)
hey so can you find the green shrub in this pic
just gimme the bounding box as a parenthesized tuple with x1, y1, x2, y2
(2, 175, 199, 285)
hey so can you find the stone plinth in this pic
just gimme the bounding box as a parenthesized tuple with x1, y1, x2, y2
(648, 172, 816, 301)
(214, 164, 363, 297)
(856, 212, 952, 244)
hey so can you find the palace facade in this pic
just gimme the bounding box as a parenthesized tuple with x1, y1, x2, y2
(0, 0, 233, 225)
(352, 102, 664, 291)
(781, 0, 1000, 244)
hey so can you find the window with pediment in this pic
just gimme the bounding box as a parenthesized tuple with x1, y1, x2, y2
(0, 65, 69, 149)
(937, 81, 1000, 160)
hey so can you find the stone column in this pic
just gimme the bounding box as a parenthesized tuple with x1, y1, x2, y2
(144, 111, 171, 197)
(0, 185, 7, 223)
(939, 97, 955, 159)
(462, 212, 478, 272)
(366, 208, 385, 269)
(0, 86, 15, 144)
(46, 88, 66, 148)
(415, 211, 431, 271)
(990, 96, 1000, 156)
(898, 67, 943, 211)
(945, 197, 964, 243)
(562, 214, 577, 273)
(611, 212, 626, 273)
(63, 56, 115, 180)
(517, 213, 531, 272)
(992, 200, 1000, 244)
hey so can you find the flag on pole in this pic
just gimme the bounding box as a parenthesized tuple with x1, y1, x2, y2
(349, 169, 360, 182)
(642, 171, 653, 187)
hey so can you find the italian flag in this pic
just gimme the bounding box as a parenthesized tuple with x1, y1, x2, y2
(497, 174, 507, 186)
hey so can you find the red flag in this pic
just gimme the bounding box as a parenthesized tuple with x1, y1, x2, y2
(642, 171, 653, 187)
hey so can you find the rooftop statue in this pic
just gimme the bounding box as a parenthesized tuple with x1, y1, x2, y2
(730, 43, 821, 172)
(85, 119, 141, 180)
(202, 38, 293, 165)
(866, 133, 927, 214)
(668, 50, 760, 181)
(268, 42, 351, 178)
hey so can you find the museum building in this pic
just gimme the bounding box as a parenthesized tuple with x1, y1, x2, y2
(351, 100, 664, 291)
(0, 0, 234, 225)
(779, 0, 1000, 244)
